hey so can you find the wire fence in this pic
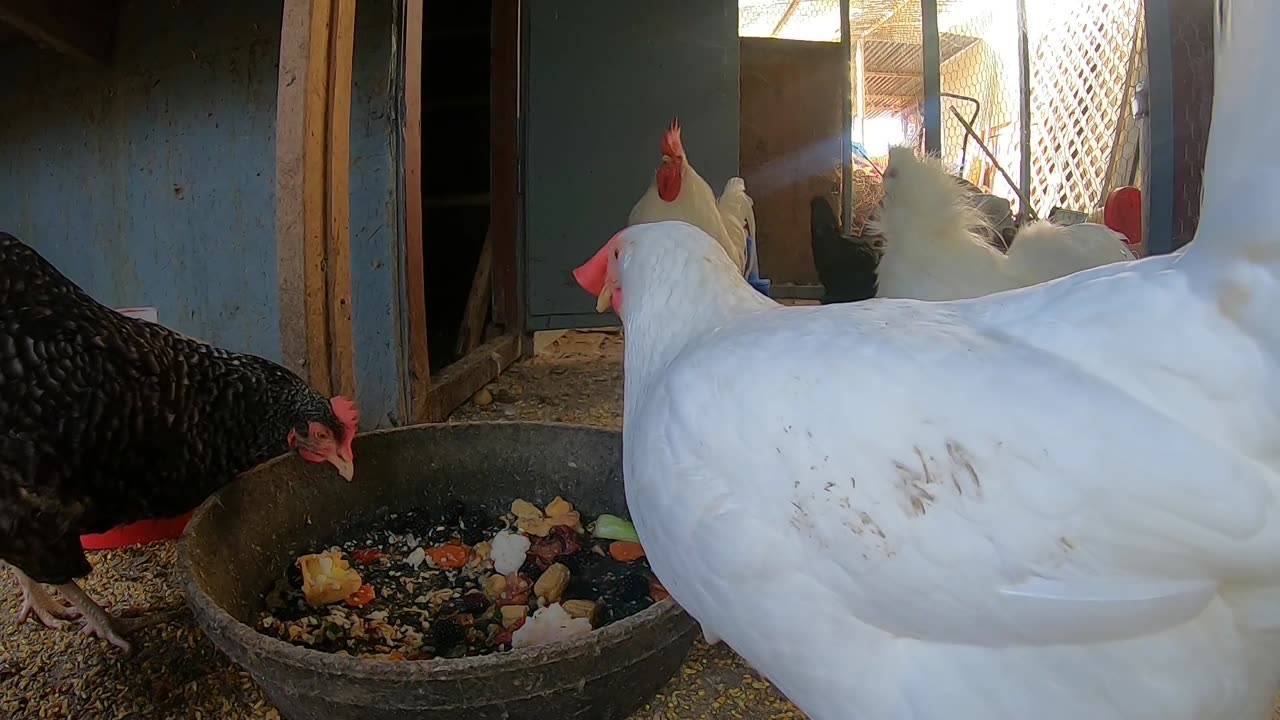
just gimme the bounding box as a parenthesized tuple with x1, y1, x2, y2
(739, 0, 1149, 223)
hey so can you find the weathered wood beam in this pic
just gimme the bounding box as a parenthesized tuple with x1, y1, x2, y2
(275, 0, 357, 398)
(401, 0, 432, 422)
(490, 0, 521, 337)
(0, 0, 116, 64)
(325, 0, 357, 400)
(423, 334, 520, 423)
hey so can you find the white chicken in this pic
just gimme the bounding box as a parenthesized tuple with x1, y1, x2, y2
(872, 147, 1135, 300)
(627, 118, 754, 274)
(569, 2, 1280, 718)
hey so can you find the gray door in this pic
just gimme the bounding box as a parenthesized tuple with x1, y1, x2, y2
(523, 0, 741, 330)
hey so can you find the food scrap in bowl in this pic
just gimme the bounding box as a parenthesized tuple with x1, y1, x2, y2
(255, 496, 666, 661)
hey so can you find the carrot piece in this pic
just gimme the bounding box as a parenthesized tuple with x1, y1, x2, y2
(427, 543, 470, 569)
(609, 541, 646, 562)
(351, 548, 384, 564)
(345, 583, 376, 608)
(649, 577, 670, 602)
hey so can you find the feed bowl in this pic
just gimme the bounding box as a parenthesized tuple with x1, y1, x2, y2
(178, 421, 696, 720)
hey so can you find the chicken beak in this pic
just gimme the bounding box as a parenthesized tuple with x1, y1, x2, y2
(329, 451, 354, 481)
(595, 284, 614, 313)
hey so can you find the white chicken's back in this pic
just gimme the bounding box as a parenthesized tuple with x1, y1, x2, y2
(1007, 221, 1136, 284)
(575, 2, 1280, 717)
(872, 150, 1133, 301)
(624, 254, 1280, 720)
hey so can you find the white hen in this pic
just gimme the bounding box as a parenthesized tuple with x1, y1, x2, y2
(570, 2, 1280, 718)
(873, 148, 1134, 300)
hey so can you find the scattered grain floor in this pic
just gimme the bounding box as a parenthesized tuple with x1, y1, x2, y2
(0, 330, 800, 720)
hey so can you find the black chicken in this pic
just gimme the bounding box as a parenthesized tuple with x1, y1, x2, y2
(0, 232, 358, 653)
(809, 196, 882, 304)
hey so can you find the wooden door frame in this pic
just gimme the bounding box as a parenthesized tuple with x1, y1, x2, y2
(400, 0, 522, 424)
(276, 0, 358, 399)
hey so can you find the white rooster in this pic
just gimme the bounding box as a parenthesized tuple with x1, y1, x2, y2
(570, 1, 1280, 718)
(628, 118, 756, 275)
(872, 146, 1135, 301)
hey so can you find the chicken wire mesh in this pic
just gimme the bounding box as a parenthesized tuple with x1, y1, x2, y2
(1025, 0, 1146, 219)
(739, 0, 1150, 222)
(935, 2, 1022, 214)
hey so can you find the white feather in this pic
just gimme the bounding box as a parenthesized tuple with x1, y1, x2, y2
(598, 3, 1280, 717)
(871, 150, 1134, 300)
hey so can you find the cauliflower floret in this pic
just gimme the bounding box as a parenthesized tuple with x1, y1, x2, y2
(491, 530, 531, 575)
(512, 602, 592, 649)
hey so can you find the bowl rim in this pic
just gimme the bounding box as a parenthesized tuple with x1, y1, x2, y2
(177, 419, 689, 683)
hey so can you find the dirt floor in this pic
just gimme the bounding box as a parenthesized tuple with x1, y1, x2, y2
(0, 330, 801, 720)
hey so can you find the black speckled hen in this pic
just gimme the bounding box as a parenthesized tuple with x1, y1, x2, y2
(0, 231, 359, 653)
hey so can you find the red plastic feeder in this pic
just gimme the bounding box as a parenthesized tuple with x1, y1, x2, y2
(1104, 186, 1143, 253)
(80, 511, 194, 551)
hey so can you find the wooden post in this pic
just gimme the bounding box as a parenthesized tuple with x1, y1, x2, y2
(275, 0, 358, 397)
(326, 0, 357, 400)
(401, 0, 432, 422)
(1015, 0, 1032, 223)
(838, 0, 853, 234)
(490, 0, 521, 335)
(855, 39, 866, 145)
(920, 0, 942, 156)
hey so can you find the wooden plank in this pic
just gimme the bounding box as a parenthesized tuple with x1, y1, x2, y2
(423, 333, 520, 423)
(0, 0, 116, 64)
(740, 37, 844, 285)
(454, 228, 494, 357)
(489, 0, 521, 332)
(301, 0, 335, 393)
(401, 0, 431, 422)
(839, 0, 852, 234)
(276, 0, 334, 393)
(325, 0, 357, 400)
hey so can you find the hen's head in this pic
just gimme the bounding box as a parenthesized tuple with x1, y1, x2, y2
(880, 146, 957, 208)
(572, 221, 735, 320)
(656, 118, 685, 202)
(287, 395, 359, 481)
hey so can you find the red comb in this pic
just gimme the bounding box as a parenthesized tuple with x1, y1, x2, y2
(660, 117, 683, 158)
(330, 396, 359, 457)
(330, 395, 359, 428)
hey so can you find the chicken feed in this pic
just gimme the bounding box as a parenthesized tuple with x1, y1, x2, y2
(254, 496, 666, 660)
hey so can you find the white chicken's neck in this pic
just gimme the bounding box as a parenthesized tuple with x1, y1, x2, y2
(618, 247, 775, 424)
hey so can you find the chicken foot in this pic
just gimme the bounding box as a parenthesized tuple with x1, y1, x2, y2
(54, 581, 181, 655)
(8, 565, 81, 629)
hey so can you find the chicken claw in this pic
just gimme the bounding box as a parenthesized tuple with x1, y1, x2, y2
(11, 569, 80, 630)
(56, 581, 181, 655)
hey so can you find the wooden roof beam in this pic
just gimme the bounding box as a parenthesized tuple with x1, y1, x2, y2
(0, 0, 116, 64)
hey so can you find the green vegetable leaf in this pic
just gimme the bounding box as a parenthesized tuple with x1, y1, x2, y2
(591, 514, 639, 543)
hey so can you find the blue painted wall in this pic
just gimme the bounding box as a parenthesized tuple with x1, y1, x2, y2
(0, 0, 406, 428)
(349, 0, 406, 427)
